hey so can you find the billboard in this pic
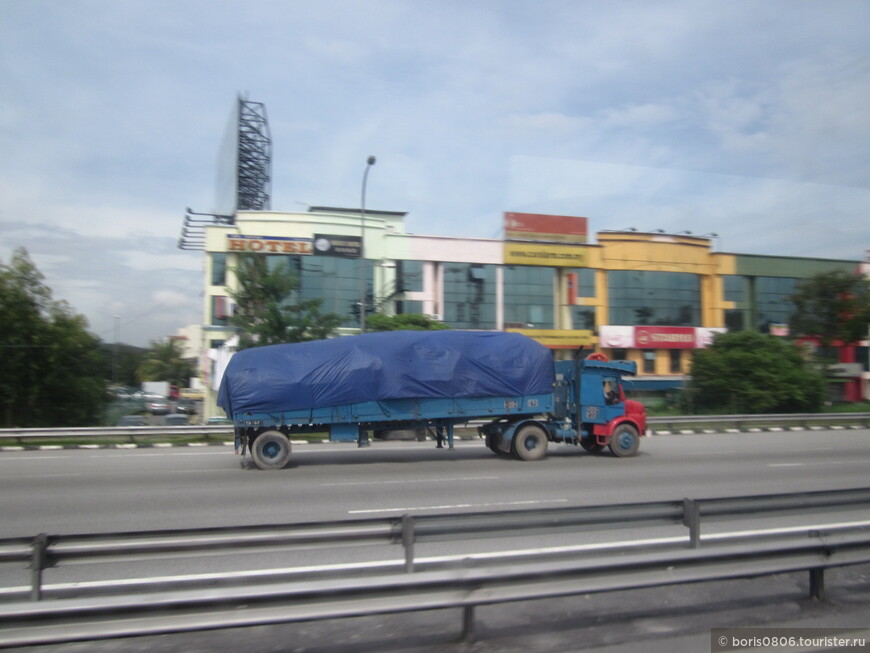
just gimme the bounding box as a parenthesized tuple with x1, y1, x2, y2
(504, 212, 588, 244)
(227, 235, 313, 254)
(506, 328, 596, 349)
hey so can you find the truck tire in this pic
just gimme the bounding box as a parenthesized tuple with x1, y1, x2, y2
(512, 424, 548, 461)
(251, 430, 293, 470)
(608, 423, 640, 458)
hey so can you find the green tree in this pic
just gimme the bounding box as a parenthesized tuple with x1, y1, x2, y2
(137, 339, 194, 386)
(0, 248, 108, 426)
(686, 331, 825, 414)
(365, 313, 449, 332)
(789, 270, 870, 351)
(228, 254, 343, 349)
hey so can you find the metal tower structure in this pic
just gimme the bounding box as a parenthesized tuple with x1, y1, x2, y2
(236, 98, 272, 211)
(179, 96, 273, 250)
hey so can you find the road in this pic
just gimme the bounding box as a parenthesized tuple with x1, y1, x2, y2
(1, 429, 869, 652)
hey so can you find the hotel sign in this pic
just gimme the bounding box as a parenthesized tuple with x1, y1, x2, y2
(227, 235, 313, 254)
(503, 242, 587, 267)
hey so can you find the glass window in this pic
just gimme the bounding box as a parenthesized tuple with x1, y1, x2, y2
(396, 260, 424, 293)
(572, 268, 596, 298)
(669, 349, 682, 373)
(571, 306, 595, 331)
(504, 266, 555, 329)
(443, 263, 497, 329)
(396, 300, 424, 315)
(723, 275, 745, 302)
(210, 296, 229, 326)
(755, 276, 798, 332)
(607, 270, 701, 326)
(643, 351, 656, 374)
(725, 309, 745, 332)
(211, 253, 227, 286)
(253, 254, 373, 328)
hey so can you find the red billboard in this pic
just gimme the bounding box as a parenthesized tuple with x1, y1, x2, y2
(504, 212, 588, 243)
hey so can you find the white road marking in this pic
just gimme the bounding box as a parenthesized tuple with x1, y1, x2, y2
(327, 476, 501, 487)
(349, 498, 570, 514)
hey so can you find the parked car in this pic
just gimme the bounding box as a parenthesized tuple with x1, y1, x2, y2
(176, 398, 197, 415)
(145, 399, 170, 415)
(165, 414, 190, 426)
(117, 415, 147, 426)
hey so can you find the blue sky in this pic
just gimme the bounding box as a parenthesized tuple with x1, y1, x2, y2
(1, 0, 868, 346)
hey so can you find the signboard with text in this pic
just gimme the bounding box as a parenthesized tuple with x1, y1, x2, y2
(503, 242, 587, 267)
(227, 235, 313, 254)
(507, 328, 596, 349)
(313, 234, 362, 258)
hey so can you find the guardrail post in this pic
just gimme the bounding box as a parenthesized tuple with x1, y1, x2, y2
(401, 514, 415, 573)
(682, 499, 701, 548)
(462, 605, 476, 641)
(809, 568, 825, 600)
(30, 533, 49, 601)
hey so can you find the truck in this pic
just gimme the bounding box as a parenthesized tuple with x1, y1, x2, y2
(217, 330, 647, 471)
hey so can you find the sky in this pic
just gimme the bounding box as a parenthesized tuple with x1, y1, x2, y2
(1, 0, 868, 347)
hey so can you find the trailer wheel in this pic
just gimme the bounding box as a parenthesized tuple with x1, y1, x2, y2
(512, 424, 548, 461)
(251, 430, 293, 470)
(608, 424, 639, 458)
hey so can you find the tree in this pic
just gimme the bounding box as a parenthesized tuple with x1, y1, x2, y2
(228, 254, 343, 349)
(686, 331, 825, 414)
(137, 339, 194, 387)
(789, 270, 870, 351)
(0, 248, 108, 427)
(365, 314, 449, 332)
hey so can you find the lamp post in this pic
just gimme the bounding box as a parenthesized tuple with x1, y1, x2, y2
(359, 155, 376, 332)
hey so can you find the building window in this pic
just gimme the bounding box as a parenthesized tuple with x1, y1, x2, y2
(725, 309, 745, 332)
(211, 253, 227, 286)
(396, 260, 423, 293)
(755, 276, 798, 332)
(443, 263, 496, 329)
(607, 270, 701, 326)
(210, 296, 230, 326)
(573, 268, 596, 298)
(504, 266, 555, 329)
(571, 306, 596, 331)
(643, 351, 656, 374)
(669, 349, 682, 373)
(723, 275, 745, 302)
(611, 349, 628, 361)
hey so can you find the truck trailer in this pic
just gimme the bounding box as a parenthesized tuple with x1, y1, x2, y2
(217, 330, 647, 470)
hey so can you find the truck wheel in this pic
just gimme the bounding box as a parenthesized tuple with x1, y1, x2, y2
(512, 424, 548, 461)
(251, 431, 293, 470)
(608, 424, 639, 458)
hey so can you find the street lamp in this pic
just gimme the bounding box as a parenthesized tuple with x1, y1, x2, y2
(359, 155, 376, 332)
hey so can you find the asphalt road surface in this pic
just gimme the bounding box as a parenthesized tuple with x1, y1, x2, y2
(1, 429, 869, 652)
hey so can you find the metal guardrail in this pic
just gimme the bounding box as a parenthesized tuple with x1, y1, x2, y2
(2, 530, 869, 648)
(0, 488, 869, 646)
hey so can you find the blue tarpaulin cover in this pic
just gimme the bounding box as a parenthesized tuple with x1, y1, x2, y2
(217, 330, 554, 418)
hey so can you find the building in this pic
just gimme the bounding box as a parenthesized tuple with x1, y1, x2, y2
(188, 207, 865, 418)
